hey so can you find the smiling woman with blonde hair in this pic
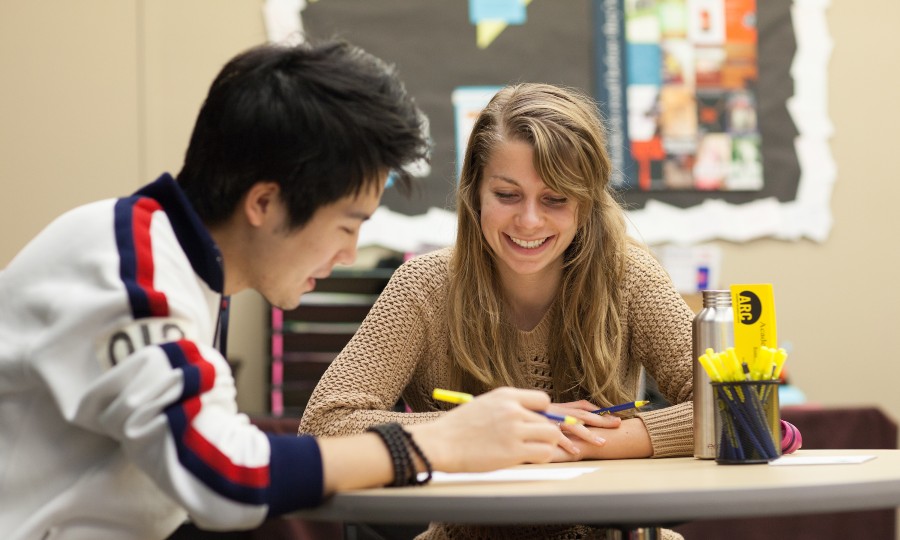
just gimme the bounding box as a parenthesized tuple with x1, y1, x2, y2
(450, 83, 633, 408)
(301, 83, 694, 540)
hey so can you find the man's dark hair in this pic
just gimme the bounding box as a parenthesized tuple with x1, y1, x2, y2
(177, 39, 428, 229)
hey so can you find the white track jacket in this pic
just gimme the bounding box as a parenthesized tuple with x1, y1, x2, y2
(0, 175, 323, 540)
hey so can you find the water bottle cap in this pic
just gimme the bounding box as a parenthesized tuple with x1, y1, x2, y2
(701, 289, 731, 307)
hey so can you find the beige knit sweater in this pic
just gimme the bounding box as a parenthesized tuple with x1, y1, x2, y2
(300, 245, 694, 540)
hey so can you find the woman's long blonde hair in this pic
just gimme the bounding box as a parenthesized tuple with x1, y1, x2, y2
(447, 83, 632, 407)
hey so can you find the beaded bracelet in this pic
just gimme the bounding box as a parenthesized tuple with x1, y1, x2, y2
(399, 426, 433, 485)
(366, 422, 433, 487)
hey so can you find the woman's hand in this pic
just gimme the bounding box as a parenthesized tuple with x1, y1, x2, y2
(547, 400, 622, 453)
(407, 387, 562, 473)
(550, 418, 654, 462)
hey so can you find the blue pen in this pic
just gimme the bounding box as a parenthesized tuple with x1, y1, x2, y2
(541, 411, 581, 426)
(592, 400, 650, 415)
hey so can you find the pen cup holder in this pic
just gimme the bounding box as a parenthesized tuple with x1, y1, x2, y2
(713, 381, 781, 464)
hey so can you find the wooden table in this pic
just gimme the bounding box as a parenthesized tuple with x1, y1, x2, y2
(293, 450, 900, 535)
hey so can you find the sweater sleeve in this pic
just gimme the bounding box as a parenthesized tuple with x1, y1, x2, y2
(624, 245, 695, 457)
(299, 252, 447, 437)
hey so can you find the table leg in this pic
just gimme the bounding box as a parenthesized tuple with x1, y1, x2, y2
(604, 526, 663, 539)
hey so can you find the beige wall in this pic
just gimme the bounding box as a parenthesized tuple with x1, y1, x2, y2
(2, 1, 899, 441)
(0, 0, 270, 413)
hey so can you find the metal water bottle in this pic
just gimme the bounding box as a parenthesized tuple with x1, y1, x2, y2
(693, 289, 733, 459)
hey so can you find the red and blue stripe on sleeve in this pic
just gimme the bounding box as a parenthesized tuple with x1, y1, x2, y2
(161, 340, 324, 511)
(162, 340, 270, 504)
(114, 197, 169, 319)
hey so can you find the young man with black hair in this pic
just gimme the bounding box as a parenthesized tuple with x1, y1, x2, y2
(0, 40, 560, 540)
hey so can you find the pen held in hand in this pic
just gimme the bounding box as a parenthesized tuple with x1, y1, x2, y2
(432, 388, 582, 426)
(591, 400, 650, 415)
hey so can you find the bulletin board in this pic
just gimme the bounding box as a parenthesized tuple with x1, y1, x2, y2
(299, 0, 832, 244)
(602, 0, 833, 243)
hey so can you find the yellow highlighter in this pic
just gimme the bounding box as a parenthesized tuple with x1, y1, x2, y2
(432, 388, 475, 405)
(432, 388, 582, 425)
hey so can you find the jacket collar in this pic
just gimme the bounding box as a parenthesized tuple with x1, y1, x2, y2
(134, 173, 224, 293)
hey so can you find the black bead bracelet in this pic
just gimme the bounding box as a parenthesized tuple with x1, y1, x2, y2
(399, 426, 433, 485)
(366, 422, 433, 487)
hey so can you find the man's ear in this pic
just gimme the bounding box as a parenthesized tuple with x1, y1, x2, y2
(243, 181, 281, 227)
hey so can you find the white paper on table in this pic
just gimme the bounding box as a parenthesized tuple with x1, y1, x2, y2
(422, 467, 598, 484)
(769, 455, 876, 466)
